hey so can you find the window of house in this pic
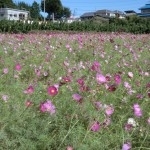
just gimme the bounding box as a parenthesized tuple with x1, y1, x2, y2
(0, 14, 4, 16)
(14, 14, 17, 17)
(9, 14, 12, 17)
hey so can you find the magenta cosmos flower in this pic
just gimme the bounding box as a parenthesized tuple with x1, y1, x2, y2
(133, 103, 142, 117)
(15, 63, 22, 71)
(114, 74, 121, 85)
(91, 61, 101, 72)
(40, 100, 56, 114)
(24, 85, 34, 94)
(47, 85, 59, 96)
(90, 121, 100, 132)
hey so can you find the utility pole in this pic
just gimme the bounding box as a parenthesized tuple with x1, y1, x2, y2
(43, 0, 45, 22)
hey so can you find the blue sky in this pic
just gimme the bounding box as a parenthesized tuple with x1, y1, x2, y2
(13, 0, 149, 17)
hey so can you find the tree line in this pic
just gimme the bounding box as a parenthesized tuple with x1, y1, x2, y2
(0, 0, 71, 20)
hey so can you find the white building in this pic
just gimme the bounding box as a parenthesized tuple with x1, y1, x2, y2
(0, 8, 29, 21)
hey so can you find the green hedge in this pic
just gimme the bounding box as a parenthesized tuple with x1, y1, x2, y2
(0, 17, 150, 34)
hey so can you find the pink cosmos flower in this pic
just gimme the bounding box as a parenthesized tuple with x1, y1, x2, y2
(91, 61, 101, 72)
(96, 73, 106, 84)
(15, 63, 21, 71)
(3, 68, 9, 74)
(133, 103, 142, 117)
(122, 142, 131, 150)
(47, 85, 58, 96)
(105, 105, 114, 116)
(24, 85, 34, 94)
(40, 100, 56, 114)
(2, 95, 9, 102)
(114, 74, 121, 85)
(124, 82, 131, 89)
(72, 93, 82, 102)
(90, 121, 100, 132)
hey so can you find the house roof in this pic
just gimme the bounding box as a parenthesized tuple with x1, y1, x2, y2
(95, 9, 114, 14)
(80, 12, 95, 18)
(0, 7, 29, 13)
(124, 10, 136, 13)
(113, 10, 124, 15)
(139, 3, 150, 10)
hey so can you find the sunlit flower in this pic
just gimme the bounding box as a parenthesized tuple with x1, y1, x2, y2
(133, 103, 142, 117)
(90, 121, 100, 132)
(40, 100, 56, 114)
(122, 142, 131, 150)
(128, 72, 133, 78)
(96, 73, 106, 84)
(105, 105, 114, 116)
(127, 118, 137, 127)
(124, 82, 131, 89)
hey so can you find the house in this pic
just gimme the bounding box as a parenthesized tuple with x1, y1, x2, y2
(113, 10, 125, 19)
(80, 12, 95, 20)
(0, 8, 29, 21)
(95, 9, 116, 18)
(137, 2, 150, 18)
(124, 10, 136, 16)
(80, 10, 125, 20)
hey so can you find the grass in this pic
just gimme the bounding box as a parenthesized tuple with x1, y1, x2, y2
(0, 32, 150, 150)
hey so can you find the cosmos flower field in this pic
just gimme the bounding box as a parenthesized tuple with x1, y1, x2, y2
(0, 32, 150, 150)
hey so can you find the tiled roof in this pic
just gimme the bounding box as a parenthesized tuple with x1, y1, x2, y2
(139, 3, 150, 10)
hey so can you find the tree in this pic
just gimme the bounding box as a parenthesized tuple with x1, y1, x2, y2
(41, 0, 63, 19)
(0, 0, 16, 8)
(30, 1, 40, 20)
(62, 7, 71, 18)
(16, 1, 31, 11)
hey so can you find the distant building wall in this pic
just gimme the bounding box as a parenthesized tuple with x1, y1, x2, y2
(0, 8, 29, 20)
